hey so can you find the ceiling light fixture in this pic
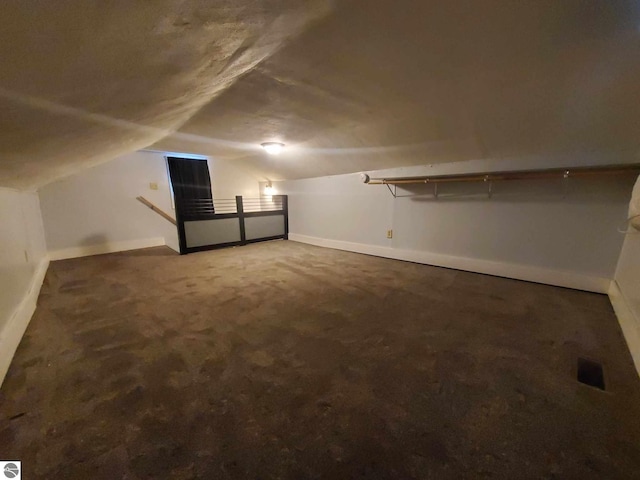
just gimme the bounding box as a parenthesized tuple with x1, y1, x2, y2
(261, 142, 285, 155)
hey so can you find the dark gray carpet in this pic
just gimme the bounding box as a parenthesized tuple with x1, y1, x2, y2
(1, 240, 639, 479)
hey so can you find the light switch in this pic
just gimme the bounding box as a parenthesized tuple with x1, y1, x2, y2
(149, 182, 158, 190)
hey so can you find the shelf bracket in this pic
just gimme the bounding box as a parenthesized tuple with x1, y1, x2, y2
(385, 183, 397, 198)
(484, 176, 493, 199)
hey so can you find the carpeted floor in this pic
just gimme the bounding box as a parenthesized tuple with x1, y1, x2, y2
(1, 240, 639, 479)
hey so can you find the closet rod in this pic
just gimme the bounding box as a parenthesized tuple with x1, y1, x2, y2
(367, 164, 640, 186)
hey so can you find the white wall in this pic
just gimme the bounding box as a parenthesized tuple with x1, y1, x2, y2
(278, 157, 636, 293)
(610, 176, 640, 373)
(0, 187, 48, 385)
(210, 158, 261, 199)
(276, 174, 394, 247)
(40, 151, 180, 258)
(39, 151, 261, 259)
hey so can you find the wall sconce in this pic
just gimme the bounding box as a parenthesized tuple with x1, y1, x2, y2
(264, 182, 274, 195)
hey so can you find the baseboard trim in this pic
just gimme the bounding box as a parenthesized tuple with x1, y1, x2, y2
(289, 233, 611, 293)
(49, 237, 166, 261)
(0, 257, 50, 387)
(608, 280, 640, 377)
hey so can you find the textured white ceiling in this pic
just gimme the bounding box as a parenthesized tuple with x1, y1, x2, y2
(1, 1, 639, 189)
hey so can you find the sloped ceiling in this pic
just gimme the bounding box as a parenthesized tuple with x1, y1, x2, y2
(1, 1, 639, 189)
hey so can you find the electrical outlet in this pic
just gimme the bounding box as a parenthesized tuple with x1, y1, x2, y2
(387, 229, 393, 239)
(149, 182, 158, 190)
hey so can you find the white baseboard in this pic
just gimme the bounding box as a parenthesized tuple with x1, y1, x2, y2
(0, 257, 50, 387)
(289, 233, 611, 293)
(608, 280, 640, 377)
(49, 237, 166, 261)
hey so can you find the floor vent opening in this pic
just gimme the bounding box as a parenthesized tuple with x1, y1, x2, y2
(577, 357, 605, 391)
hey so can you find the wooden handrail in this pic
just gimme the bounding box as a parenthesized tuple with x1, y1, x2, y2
(367, 163, 640, 186)
(136, 196, 176, 225)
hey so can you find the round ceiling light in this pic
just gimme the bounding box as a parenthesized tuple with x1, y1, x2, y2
(261, 142, 285, 155)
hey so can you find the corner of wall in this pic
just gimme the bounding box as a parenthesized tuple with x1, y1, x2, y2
(608, 176, 640, 377)
(608, 279, 640, 377)
(0, 256, 49, 386)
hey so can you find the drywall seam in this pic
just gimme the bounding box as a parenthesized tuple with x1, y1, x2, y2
(0, 256, 49, 387)
(49, 237, 166, 261)
(289, 233, 611, 293)
(608, 280, 640, 377)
